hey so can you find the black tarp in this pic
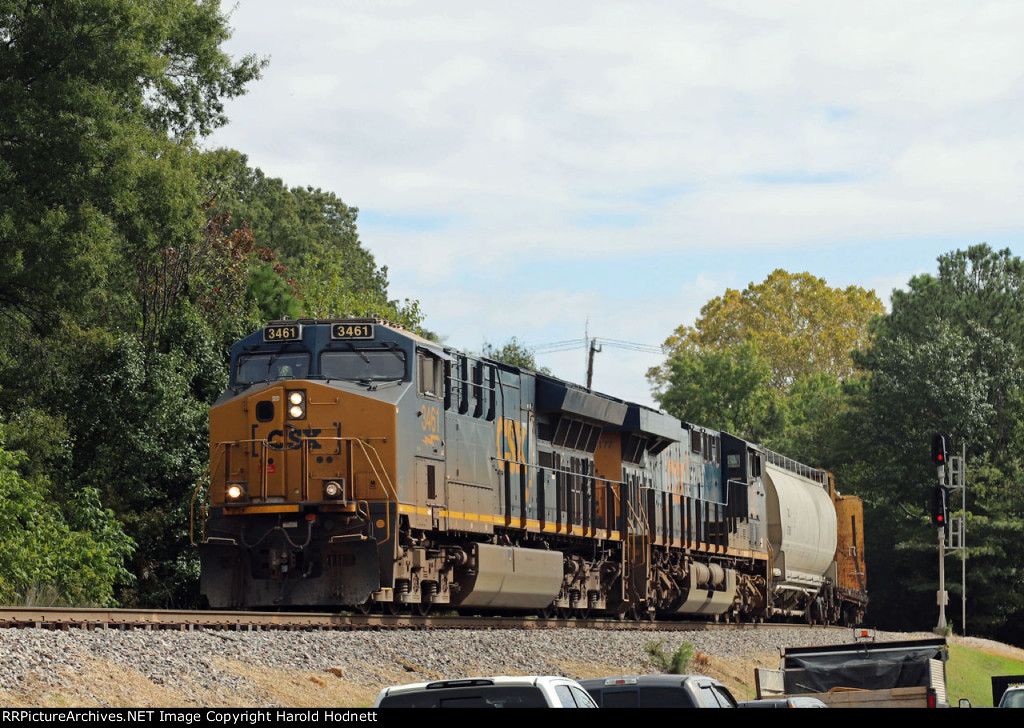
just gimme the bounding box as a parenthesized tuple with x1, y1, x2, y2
(780, 639, 946, 694)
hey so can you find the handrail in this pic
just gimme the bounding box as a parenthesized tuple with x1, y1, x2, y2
(195, 436, 397, 547)
(190, 443, 227, 546)
(764, 448, 826, 484)
(305, 435, 396, 546)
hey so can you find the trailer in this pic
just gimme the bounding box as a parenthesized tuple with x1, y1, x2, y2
(754, 635, 948, 708)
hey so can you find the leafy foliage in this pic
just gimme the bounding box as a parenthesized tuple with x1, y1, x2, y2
(648, 253, 1024, 642)
(0, 427, 133, 605)
(0, 2, 428, 609)
(483, 337, 552, 374)
(652, 341, 774, 438)
(650, 270, 880, 461)
(846, 245, 1024, 640)
(650, 269, 884, 393)
(0, 0, 265, 333)
(200, 149, 426, 332)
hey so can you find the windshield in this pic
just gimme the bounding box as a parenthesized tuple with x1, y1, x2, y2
(321, 350, 406, 382)
(236, 353, 311, 384)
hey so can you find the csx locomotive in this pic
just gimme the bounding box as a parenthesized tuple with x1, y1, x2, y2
(196, 318, 867, 623)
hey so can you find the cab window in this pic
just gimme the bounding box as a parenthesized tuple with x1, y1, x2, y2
(236, 353, 310, 384)
(320, 349, 406, 382)
(418, 351, 442, 398)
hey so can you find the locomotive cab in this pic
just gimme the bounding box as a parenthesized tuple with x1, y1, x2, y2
(199, 319, 423, 609)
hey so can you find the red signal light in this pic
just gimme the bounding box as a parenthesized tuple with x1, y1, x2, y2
(931, 434, 949, 466)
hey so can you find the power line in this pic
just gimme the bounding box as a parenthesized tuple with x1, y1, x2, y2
(526, 337, 665, 356)
(525, 336, 666, 388)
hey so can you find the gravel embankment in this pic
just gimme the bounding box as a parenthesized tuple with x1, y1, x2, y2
(0, 625, 948, 708)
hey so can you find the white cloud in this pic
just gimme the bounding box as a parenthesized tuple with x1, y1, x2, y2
(210, 0, 1024, 407)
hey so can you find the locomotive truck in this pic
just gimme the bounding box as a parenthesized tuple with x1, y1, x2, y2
(194, 318, 867, 623)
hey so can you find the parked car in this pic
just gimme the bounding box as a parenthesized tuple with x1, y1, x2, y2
(738, 697, 828, 708)
(579, 675, 738, 708)
(999, 685, 1024, 707)
(373, 676, 598, 708)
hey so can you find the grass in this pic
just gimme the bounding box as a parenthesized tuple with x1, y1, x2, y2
(947, 644, 1024, 707)
(644, 640, 694, 674)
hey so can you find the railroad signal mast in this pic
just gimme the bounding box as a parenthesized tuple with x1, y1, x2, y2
(930, 434, 949, 529)
(930, 433, 966, 635)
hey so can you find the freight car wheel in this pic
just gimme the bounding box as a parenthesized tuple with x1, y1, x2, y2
(384, 601, 401, 616)
(415, 602, 431, 616)
(354, 598, 374, 615)
(538, 605, 556, 619)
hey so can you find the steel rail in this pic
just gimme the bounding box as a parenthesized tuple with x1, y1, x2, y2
(0, 606, 840, 633)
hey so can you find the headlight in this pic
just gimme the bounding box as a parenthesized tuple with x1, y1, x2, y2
(286, 390, 306, 419)
(226, 483, 246, 501)
(323, 480, 344, 500)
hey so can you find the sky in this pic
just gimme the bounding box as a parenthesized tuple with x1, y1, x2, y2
(207, 1, 1024, 407)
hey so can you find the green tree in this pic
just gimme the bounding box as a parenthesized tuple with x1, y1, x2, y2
(0, 0, 264, 333)
(650, 269, 884, 393)
(847, 245, 1024, 640)
(0, 0, 264, 608)
(199, 149, 427, 333)
(0, 426, 133, 605)
(649, 271, 881, 461)
(652, 341, 774, 439)
(484, 337, 552, 374)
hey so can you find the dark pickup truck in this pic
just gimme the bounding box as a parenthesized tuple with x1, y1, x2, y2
(579, 675, 738, 708)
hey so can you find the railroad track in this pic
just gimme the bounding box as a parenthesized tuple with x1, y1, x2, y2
(0, 606, 834, 632)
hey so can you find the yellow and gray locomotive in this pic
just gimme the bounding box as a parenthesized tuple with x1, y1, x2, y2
(197, 318, 866, 623)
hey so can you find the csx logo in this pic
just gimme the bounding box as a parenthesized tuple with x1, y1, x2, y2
(265, 428, 323, 451)
(495, 416, 529, 474)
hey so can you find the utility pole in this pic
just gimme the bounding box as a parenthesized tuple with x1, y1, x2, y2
(586, 338, 602, 389)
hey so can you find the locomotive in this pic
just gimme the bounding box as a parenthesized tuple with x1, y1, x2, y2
(195, 318, 867, 624)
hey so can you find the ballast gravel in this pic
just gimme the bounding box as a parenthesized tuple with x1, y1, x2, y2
(0, 625, 939, 707)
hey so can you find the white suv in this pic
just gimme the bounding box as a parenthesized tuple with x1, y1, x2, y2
(373, 676, 598, 708)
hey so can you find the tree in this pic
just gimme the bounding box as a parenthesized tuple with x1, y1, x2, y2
(649, 270, 882, 461)
(652, 341, 774, 439)
(200, 149, 427, 333)
(0, 0, 264, 608)
(0, 0, 265, 333)
(846, 245, 1024, 639)
(484, 337, 552, 374)
(649, 270, 884, 393)
(0, 426, 133, 605)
